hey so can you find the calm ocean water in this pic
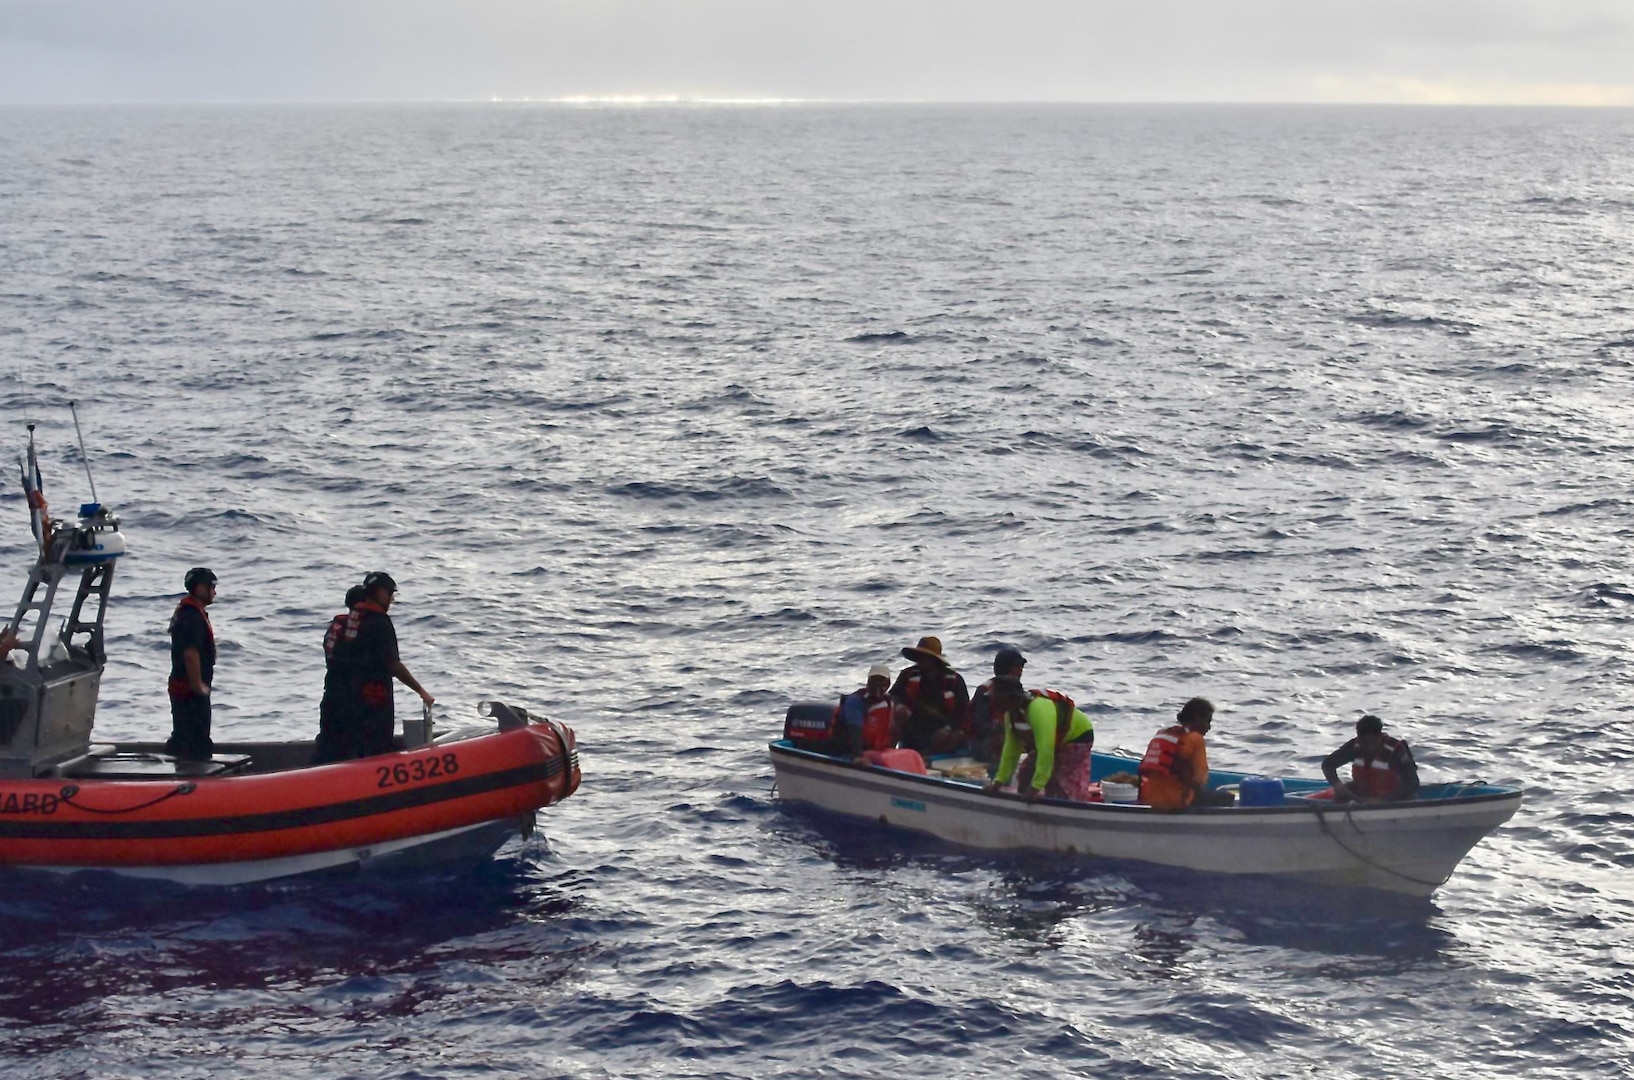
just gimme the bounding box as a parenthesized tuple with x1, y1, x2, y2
(0, 103, 1632, 1078)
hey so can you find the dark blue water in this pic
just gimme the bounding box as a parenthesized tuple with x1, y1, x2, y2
(1, 104, 1631, 1078)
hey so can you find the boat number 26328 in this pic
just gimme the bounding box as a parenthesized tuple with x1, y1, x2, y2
(377, 752, 461, 789)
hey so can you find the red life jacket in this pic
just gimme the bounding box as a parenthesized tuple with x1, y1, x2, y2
(1010, 689, 1077, 746)
(900, 670, 960, 724)
(1139, 724, 1186, 781)
(858, 694, 895, 752)
(1351, 736, 1406, 799)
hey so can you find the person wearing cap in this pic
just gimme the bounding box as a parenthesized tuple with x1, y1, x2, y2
(888, 636, 971, 756)
(311, 584, 369, 764)
(1138, 697, 1234, 810)
(968, 647, 1027, 764)
(332, 571, 434, 759)
(165, 567, 218, 762)
(984, 675, 1095, 800)
(837, 662, 903, 757)
(1321, 714, 1421, 802)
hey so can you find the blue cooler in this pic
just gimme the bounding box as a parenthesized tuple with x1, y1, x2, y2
(1238, 776, 1286, 807)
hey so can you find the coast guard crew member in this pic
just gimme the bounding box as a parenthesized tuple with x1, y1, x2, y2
(336, 571, 434, 759)
(166, 567, 217, 762)
(312, 583, 368, 764)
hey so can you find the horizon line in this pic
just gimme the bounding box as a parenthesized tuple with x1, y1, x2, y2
(4, 96, 1634, 108)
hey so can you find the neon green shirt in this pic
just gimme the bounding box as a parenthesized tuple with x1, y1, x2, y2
(994, 694, 1094, 791)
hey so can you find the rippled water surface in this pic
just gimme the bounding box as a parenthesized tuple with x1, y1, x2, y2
(1, 104, 1632, 1078)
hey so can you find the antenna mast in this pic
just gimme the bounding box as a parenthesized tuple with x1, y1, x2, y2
(68, 401, 97, 504)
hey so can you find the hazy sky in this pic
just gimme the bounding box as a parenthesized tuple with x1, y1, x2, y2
(2, 0, 1632, 105)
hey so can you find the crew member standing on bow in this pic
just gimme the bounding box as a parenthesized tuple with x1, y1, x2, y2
(1138, 697, 1234, 810)
(339, 571, 434, 759)
(312, 584, 368, 764)
(888, 636, 970, 756)
(984, 675, 1096, 801)
(1321, 714, 1420, 802)
(166, 567, 218, 762)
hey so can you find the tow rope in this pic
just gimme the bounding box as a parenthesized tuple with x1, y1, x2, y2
(1312, 803, 1449, 891)
(58, 782, 197, 815)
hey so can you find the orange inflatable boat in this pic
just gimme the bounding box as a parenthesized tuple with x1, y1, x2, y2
(0, 427, 581, 885)
(0, 705, 579, 885)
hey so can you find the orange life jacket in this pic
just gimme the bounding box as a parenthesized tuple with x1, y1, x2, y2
(1351, 736, 1406, 799)
(1139, 724, 1186, 781)
(858, 695, 895, 752)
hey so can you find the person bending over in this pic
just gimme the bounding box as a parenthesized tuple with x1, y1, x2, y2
(984, 675, 1096, 801)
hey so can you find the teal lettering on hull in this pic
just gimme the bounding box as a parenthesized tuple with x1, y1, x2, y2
(890, 797, 926, 813)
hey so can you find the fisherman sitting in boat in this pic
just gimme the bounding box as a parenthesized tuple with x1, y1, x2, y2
(1320, 714, 1421, 802)
(1138, 697, 1235, 810)
(983, 675, 1096, 801)
(968, 647, 1026, 764)
(889, 636, 970, 756)
(837, 662, 903, 758)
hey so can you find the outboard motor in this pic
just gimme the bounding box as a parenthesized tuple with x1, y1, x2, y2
(784, 700, 845, 753)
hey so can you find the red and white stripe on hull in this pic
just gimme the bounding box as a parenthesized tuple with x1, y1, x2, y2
(0, 719, 580, 883)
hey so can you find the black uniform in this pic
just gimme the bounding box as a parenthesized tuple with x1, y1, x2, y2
(342, 604, 400, 758)
(312, 610, 353, 764)
(166, 598, 215, 761)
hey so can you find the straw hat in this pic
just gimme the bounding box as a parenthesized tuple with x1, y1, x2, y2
(901, 635, 949, 667)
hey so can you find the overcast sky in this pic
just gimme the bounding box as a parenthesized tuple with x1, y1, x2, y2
(2, 0, 1632, 105)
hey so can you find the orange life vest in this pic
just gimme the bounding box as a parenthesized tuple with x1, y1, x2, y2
(1351, 736, 1407, 799)
(858, 695, 895, 752)
(1139, 724, 1186, 781)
